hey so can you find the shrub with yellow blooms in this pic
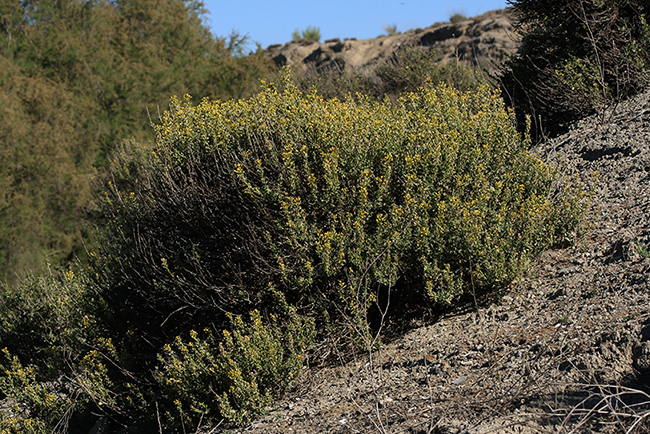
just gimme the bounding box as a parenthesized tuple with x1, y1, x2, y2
(0, 69, 586, 432)
(95, 68, 586, 349)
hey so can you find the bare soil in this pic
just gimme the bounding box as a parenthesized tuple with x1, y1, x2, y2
(216, 89, 650, 434)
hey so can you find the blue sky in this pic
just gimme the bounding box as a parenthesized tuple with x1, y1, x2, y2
(201, 0, 510, 50)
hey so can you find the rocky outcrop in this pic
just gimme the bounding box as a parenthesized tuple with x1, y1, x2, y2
(265, 9, 521, 75)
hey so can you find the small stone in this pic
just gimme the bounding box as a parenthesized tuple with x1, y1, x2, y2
(452, 375, 467, 385)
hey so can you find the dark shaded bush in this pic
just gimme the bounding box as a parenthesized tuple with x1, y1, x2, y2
(0, 266, 311, 431)
(501, 0, 650, 139)
(0, 267, 94, 371)
(0, 267, 108, 433)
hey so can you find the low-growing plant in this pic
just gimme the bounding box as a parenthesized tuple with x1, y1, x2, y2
(0, 266, 95, 372)
(636, 242, 650, 259)
(292, 25, 321, 42)
(0, 265, 314, 431)
(157, 292, 314, 428)
(0, 350, 72, 434)
(372, 46, 495, 98)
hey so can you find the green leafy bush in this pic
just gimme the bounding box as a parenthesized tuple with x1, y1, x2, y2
(0, 267, 313, 431)
(501, 0, 650, 138)
(0, 267, 94, 370)
(0, 267, 113, 433)
(372, 46, 494, 98)
(0, 70, 587, 432)
(0, 350, 71, 434)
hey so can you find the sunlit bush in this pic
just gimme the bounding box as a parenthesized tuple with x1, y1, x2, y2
(0, 69, 587, 432)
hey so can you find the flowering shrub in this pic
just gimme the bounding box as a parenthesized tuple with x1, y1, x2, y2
(0, 70, 587, 432)
(0, 269, 111, 433)
(96, 69, 586, 347)
(0, 268, 94, 369)
(0, 350, 70, 434)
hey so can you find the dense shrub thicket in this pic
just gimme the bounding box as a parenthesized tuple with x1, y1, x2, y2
(0, 266, 313, 432)
(0, 268, 104, 433)
(0, 0, 273, 284)
(94, 71, 585, 345)
(0, 69, 587, 430)
(501, 0, 650, 139)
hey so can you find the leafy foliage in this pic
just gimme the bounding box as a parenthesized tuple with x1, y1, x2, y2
(0, 350, 72, 434)
(157, 294, 314, 427)
(0, 265, 313, 431)
(0, 267, 94, 370)
(0, 267, 108, 433)
(501, 0, 650, 139)
(93, 70, 586, 347)
(0, 68, 587, 431)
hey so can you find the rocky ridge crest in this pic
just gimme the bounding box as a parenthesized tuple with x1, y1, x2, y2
(265, 9, 521, 75)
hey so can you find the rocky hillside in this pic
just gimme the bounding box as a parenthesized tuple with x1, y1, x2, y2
(265, 8, 521, 75)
